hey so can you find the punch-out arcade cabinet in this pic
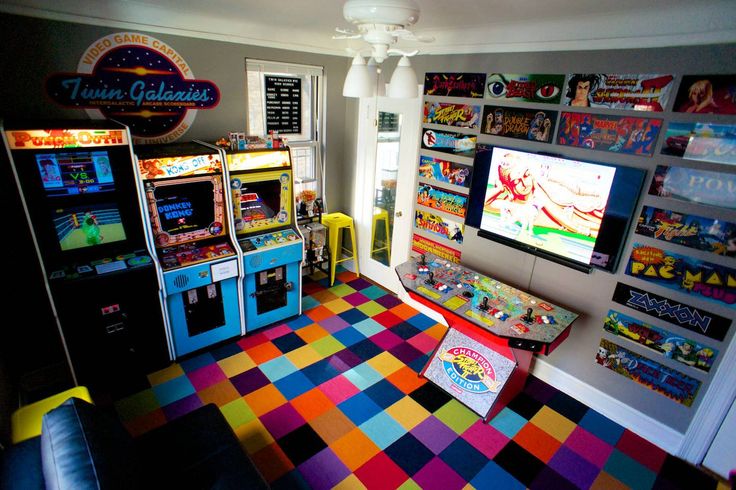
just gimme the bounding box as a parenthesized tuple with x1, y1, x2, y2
(225, 148, 304, 331)
(134, 142, 244, 358)
(3, 119, 169, 391)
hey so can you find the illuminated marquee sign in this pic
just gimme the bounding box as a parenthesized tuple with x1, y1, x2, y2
(6, 129, 128, 149)
(138, 154, 223, 180)
(227, 150, 291, 171)
(46, 32, 220, 144)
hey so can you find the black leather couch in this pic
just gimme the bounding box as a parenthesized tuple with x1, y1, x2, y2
(0, 397, 268, 489)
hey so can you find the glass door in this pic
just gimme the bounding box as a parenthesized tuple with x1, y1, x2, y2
(354, 95, 421, 293)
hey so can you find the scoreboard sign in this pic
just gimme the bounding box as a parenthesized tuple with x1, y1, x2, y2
(265, 75, 301, 135)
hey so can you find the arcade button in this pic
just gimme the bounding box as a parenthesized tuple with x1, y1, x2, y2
(49, 270, 66, 280)
(462, 290, 473, 298)
(76, 265, 93, 274)
(128, 255, 152, 266)
(90, 257, 113, 266)
(116, 253, 136, 261)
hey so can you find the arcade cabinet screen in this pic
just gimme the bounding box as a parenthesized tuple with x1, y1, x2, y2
(467, 145, 645, 272)
(235, 179, 281, 225)
(36, 151, 115, 196)
(52, 203, 127, 251)
(153, 180, 220, 237)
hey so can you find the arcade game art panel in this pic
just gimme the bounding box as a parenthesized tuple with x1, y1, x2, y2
(225, 148, 304, 331)
(3, 119, 169, 394)
(134, 142, 244, 359)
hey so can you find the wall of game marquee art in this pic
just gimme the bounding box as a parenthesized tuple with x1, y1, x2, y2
(415, 71, 736, 418)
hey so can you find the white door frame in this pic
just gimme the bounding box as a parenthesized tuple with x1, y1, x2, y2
(353, 95, 421, 293)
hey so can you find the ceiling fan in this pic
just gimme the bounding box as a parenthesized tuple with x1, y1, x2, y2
(334, 0, 434, 62)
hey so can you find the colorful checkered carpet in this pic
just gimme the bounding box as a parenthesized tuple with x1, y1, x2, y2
(113, 270, 725, 489)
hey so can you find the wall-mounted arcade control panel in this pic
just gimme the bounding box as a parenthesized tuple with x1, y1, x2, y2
(396, 253, 578, 354)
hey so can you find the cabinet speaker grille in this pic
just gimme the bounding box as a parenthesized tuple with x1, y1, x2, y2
(173, 274, 189, 289)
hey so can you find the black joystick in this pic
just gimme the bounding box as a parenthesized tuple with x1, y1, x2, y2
(425, 271, 436, 285)
(420, 254, 427, 266)
(462, 290, 474, 298)
(523, 307, 534, 324)
(479, 296, 490, 311)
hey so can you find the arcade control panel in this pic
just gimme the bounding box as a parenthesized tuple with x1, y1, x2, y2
(396, 253, 578, 354)
(239, 229, 300, 253)
(49, 250, 154, 281)
(160, 242, 236, 270)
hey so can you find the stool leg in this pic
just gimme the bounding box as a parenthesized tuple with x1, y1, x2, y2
(329, 226, 340, 286)
(384, 216, 391, 262)
(349, 224, 359, 277)
(370, 215, 379, 255)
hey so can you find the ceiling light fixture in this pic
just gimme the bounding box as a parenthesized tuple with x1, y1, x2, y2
(336, 0, 432, 99)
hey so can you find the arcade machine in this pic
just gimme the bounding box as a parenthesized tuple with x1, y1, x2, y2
(224, 147, 304, 331)
(2, 119, 169, 393)
(396, 252, 578, 420)
(133, 143, 244, 358)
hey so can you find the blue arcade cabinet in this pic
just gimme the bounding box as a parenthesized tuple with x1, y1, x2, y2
(225, 148, 304, 331)
(133, 142, 244, 358)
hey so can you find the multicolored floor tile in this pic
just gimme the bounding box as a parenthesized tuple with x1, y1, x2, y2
(113, 269, 723, 490)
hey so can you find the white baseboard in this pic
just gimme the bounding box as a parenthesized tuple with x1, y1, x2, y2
(531, 357, 684, 454)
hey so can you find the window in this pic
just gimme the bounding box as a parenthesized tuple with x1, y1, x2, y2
(246, 59, 324, 205)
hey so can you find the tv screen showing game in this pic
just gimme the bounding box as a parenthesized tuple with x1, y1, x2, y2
(153, 180, 220, 237)
(52, 203, 127, 252)
(466, 145, 646, 273)
(230, 177, 287, 235)
(36, 151, 115, 196)
(238, 179, 281, 221)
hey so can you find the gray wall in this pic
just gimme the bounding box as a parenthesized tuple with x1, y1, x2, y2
(399, 45, 736, 433)
(0, 13, 352, 212)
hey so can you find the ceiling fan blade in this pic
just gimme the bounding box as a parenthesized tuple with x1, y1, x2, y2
(335, 27, 358, 35)
(333, 33, 362, 40)
(333, 27, 362, 40)
(393, 29, 435, 43)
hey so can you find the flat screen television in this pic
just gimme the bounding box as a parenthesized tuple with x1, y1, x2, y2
(52, 203, 127, 251)
(36, 151, 115, 196)
(466, 144, 646, 273)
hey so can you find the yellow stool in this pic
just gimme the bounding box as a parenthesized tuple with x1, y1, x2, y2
(371, 207, 391, 262)
(321, 212, 359, 286)
(11, 386, 93, 444)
